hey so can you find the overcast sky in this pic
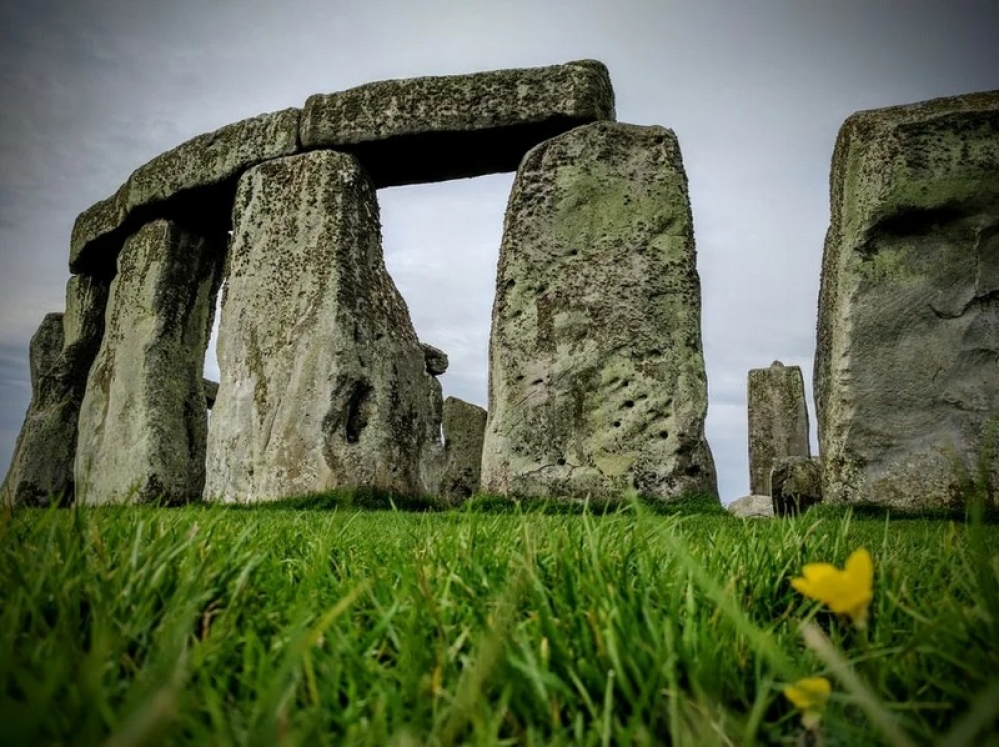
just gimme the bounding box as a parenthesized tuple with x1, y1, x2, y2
(0, 0, 995, 503)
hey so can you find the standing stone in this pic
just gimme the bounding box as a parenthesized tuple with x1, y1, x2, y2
(481, 121, 718, 501)
(815, 91, 999, 509)
(438, 397, 488, 504)
(1, 276, 109, 506)
(75, 220, 223, 505)
(2, 314, 65, 506)
(747, 361, 811, 495)
(770, 457, 822, 517)
(205, 150, 441, 503)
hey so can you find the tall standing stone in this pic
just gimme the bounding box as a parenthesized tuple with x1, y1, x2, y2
(75, 220, 224, 505)
(481, 122, 718, 501)
(747, 361, 810, 495)
(815, 91, 999, 508)
(1, 276, 109, 506)
(204, 150, 441, 503)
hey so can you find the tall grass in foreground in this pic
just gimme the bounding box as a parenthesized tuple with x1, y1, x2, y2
(0, 503, 996, 745)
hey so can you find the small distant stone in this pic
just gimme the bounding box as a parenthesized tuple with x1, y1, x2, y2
(728, 494, 774, 519)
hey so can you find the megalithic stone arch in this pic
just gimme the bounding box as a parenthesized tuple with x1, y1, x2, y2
(481, 122, 718, 502)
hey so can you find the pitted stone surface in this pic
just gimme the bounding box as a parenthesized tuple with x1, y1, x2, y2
(301, 60, 615, 187)
(481, 121, 718, 502)
(814, 91, 999, 508)
(770, 457, 822, 516)
(438, 397, 488, 504)
(1, 277, 109, 506)
(205, 150, 441, 503)
(76, 220, 224, 505)
(70, 108, 301, 275)
(747, 361, 810, 495)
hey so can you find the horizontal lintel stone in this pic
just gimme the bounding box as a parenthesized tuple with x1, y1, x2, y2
(300, 59, 615, 187)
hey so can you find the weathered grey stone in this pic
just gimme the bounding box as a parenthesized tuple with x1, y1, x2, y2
(747, 361, 810, 495)
(481, 121, 718, 502)
(203, 379, 219, 409)
(70, 108, 301, 275)
(421, 343, 449, 376)
(1, 314, 65, 506)
(28, 313, 66, 385)
(814, 91, 999, 509)
(437, 397, 487, 504)
(205, 150, 441, 502)
(75, 220, 224, 505)
(0, 277, 109, 506)
(770, 457, 822, 516)
(301, 60, 615, 187)
(727, 494, 774, 519)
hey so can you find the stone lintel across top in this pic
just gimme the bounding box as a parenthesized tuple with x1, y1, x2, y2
(68, 60, 615, 276)
(69, 108, 302, 275)
(300, 59, 616, 187)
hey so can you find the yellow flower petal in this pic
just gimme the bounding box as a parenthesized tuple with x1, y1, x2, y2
(791, 548, 874, 627)
(783, 676, 832, 712)
(800, 562, 837, 582)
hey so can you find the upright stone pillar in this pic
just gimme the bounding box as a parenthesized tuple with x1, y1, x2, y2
(1, 276, 108, 506)
(205, 150, 441, 503)
(747, 361, 810, 495)
(815, 91, 998, 508)
(438, 397, 488, 504)
(75, 220, 223, 504)
(481, 122, 718, 501)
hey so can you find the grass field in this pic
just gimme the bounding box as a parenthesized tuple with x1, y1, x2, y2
(1, 498, 996, 745)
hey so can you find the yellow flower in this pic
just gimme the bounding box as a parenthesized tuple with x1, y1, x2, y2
(791, 548, 873, 628)
(783, 676, 831, 729)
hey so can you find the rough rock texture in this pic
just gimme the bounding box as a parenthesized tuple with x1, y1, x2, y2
(814, 91, 999, 508)
(481, 121, 718, 502)
(70, 108, 301, 275)
(747, 361, 811, 495)
(770, 457, 822, 517)
(301, 60, 615, 187)
(205, 150, 441, 503)
(421, 343, 450, 376)
(437, 397, 488, 504)
(203, 379, 219, 409)
(1, 314, 65, 505)
(1, 277, 109, 506)
(27, 313, 66, 385)
(76, 220, 224, 505)
(727, 494, 774, 519)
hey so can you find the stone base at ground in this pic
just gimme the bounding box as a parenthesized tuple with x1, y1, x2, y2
(481, 121, 718, 502)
